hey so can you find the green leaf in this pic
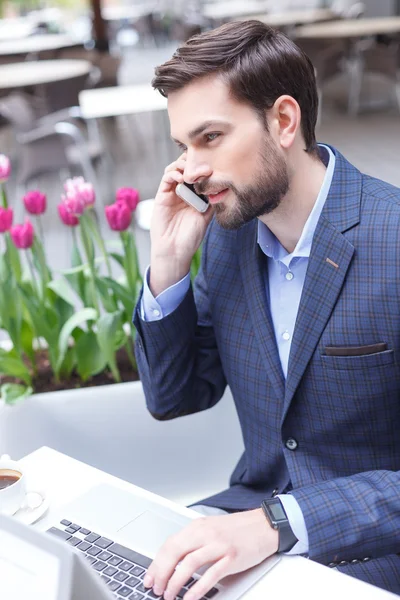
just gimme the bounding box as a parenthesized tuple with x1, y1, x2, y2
(102, 276, 134, 317)
(0, 350, 31, 385)
(31, 236, 52, 288)
(96, 311, 122, 382)
(109, 252, 125, 269)
(20, 319, 35, 365)
(5, 233, 22, 282)
(56, 307, 97, 373)
(47, 277, 78, 307)
(94, 275, 118, 312)
(75, 331, 107, 381)
(1, 383, 33, 405)
(58, 346, 76, 380)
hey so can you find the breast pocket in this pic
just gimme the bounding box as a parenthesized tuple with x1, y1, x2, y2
(321, 349, 394, 370)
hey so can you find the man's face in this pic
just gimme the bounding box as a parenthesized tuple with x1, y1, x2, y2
(168, 75, 289, 230)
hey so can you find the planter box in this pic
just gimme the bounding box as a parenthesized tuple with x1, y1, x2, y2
(0, 382, 244, 506)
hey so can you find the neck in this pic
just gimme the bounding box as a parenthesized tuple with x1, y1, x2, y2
(259, 147, 327, 254)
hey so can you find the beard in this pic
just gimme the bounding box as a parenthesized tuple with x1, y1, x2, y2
(195, 135, 289, 230)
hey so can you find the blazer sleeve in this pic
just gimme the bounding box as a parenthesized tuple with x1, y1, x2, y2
(133, 224, 227, 420)
(290, 469, 400, 563)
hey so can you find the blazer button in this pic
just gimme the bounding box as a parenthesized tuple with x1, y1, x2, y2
(285, 438, 298, 451)
(328, 562, 337, 568)
(362, 557, 371, 562)
(338, 561, 348, 566)
(350, 559, 360, 564)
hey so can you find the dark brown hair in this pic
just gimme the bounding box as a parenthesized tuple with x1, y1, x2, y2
(152, 20, 318, 153)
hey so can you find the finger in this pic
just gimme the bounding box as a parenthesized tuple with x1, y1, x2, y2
(164, 545, 225, 600)
(144, 533, 200, 594)
(158, 170, 184, 194)
(164, 159, 186, 174)
(182, 556, 231, 600)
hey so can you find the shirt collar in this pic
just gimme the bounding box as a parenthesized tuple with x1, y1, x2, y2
(257, 144, 336, 263)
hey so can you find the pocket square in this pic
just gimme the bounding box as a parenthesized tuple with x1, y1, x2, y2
(324, 343, 388, 357)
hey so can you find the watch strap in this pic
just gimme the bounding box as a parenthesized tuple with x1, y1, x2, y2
(261, 498, 298, 553)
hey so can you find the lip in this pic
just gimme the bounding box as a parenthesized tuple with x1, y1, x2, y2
(206, 189, 229, 204)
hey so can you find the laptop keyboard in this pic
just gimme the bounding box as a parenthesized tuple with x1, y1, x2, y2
(48, 520, 220, 600)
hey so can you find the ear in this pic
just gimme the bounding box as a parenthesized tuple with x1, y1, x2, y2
(268, 95, 301, 150)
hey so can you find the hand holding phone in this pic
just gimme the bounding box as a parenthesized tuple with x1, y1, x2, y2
(175, 183, 209, 213)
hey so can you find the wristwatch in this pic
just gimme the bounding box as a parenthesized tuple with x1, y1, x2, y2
(261, 498, 298, 553)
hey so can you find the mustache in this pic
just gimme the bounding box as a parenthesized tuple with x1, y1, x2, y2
(195, 180, 232, 196)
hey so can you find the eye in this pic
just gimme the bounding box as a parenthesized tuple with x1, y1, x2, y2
(205, 132, 220, 143)
(177, 142, 187, 151)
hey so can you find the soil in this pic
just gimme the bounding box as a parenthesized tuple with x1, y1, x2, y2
(1, 348, 140, 394)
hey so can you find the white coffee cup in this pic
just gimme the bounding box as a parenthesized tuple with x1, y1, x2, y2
(0, 455, 44, 516)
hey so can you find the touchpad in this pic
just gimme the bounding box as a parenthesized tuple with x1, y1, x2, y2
(118, 511, 188, 557)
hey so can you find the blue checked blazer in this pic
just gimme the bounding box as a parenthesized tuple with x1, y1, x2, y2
(134, 146, 400, 593)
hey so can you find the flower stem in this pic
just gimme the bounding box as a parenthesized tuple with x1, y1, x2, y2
(1, 183, 7, 208)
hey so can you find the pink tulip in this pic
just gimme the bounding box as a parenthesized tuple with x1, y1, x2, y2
(58, 202, 80, 227)
(10, 219, 34, 249)
(0, 207, 13, 233)
(61, 192, 85, 216)
(105, 201, 132, 231)
(23, 190, 47, 215)
(0, 154, 11, 183)
(116, 187, 139, 212)
(64, 177, 95, 208)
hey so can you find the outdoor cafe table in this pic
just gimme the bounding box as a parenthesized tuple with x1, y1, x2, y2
(0, 59, 91, 91)
(0, 34, 84, 58)
(295, 16, 400, 40)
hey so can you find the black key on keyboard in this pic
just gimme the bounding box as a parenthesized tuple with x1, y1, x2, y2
(87, 546, 102, 556)
(108, 544, 152, 569)
(65, 527, 78, 534)
(101, 575, 111, 584)
(103, 566, 118, 577)
(80, 528, 91, 535)
(95, 536, 113, 549)
(108, 556, 123, 567)
(115, 572, 129, 582)
(98, 550, 112, 561)
(125, 576, 139, 588)
(147, 590, 162, 599)
(77, 542, 91, 552)
(205, 588, 219, 598)
(135, 583, 147, 594)
(69, 523, 81, 532)
(84, 532, 101, 543)
(119, 561, 134, 572)
(93, 561, 107, 572)
(48, 527, 71, 541)
(67, 536, 81, 547)
(129, 566, 145, 578)
(85, 556, 97, 565)
(129, 593, 144, 600)
(108, 581, 122, 592)
(118, 586, 133, 598)
(60, 519, 71, 527)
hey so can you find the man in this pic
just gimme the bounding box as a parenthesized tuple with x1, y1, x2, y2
(133, 19, 400, 599)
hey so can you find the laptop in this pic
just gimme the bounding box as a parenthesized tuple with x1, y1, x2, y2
(10, 482, 281, 599)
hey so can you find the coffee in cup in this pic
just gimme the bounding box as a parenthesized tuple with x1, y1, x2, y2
(0, 469, 22, 491)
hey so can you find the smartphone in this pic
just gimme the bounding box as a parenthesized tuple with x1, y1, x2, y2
(176, 182, 209, 213)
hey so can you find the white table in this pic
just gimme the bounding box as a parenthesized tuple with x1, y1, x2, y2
(0, 59, 91, 90)
(203, 1, 270, 21)
(0, 34, 84, 57)
(102, 4, 157, 22)
(236, 8, 335, 28)
(296, 16, 400, 39)
(19, 446, 397, 600)
(0, 18, 36, 42)
(79, 84, 167, 119)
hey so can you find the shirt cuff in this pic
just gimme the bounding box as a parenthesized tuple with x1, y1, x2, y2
(278, 493, 309, 555)
(140, 265, 191, 321)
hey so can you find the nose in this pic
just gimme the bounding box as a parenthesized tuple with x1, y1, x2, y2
(183, 151, 212, 185)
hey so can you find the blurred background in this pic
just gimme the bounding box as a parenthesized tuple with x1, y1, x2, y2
(1, 0, 400, 275)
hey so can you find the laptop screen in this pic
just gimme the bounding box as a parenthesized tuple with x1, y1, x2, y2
(0, 528, 60, 600)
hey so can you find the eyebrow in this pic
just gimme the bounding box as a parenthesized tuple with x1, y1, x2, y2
(171, 120, 231, 144)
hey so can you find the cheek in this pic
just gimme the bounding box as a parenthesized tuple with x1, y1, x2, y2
(224, 134, 261, 177)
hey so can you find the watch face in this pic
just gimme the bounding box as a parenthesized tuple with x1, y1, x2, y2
(268, 502, 286, 521)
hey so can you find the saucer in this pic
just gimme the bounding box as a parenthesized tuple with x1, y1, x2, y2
(13, 491, 50, 525)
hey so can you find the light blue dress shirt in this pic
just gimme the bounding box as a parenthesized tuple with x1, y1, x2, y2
(140, 144, 336, 555)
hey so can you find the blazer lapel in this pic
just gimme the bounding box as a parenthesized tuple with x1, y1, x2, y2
(282, 147, 362, 421)
(237, 222, 285, 401)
